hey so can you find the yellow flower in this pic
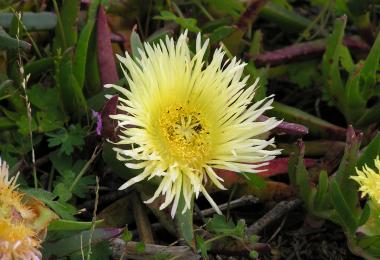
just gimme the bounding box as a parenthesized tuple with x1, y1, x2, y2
(0, 159, 41, 259)
(0, 219, 41, 260)
(351, 156, 380, 204)
(0, 160, 34, 222)
(108, 32, 281, 217)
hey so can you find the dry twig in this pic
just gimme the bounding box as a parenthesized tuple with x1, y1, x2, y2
(111, 239, 200, 260)
(247, 199, 302, 235)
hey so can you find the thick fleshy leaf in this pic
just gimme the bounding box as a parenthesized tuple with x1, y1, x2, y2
(43, 228, 123, 257)
(53, 0, 80, 50)
(254, 36, 368, 66)
(268, 101, 346, 140)
(0, 27, 30, 50)
(130, 30, 143, 60)
(55, 51, 87, 118)
(322, 16, 347, 113)
(357, 132, 380, 169)
(97, 5, 119, 85)
(175, 193, 194, 248)
(0, 12, 57, 30)
(260, 2, 310, 32)
(74, 0, 100, 89)
(331, 180, 358, 234)
(101, 95, 118, 140)
(258, 115, 308, 135)
(333, 126, 361, 212)
(48, 219, 104, 231)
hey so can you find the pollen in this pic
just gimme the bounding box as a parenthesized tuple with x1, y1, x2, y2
(157, 104, 211, 168)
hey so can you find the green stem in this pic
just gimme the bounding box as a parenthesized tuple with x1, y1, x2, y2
(193, 1, 214, 21)
(69, 144, 102, 192)
(52, 0, 67, 50)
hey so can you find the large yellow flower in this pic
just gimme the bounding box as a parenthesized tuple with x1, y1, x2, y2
(351, 156, 380, 204)
(0, 158, 42, 259)
(108, 32, 281, 217)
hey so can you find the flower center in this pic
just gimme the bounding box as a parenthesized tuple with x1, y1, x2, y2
(158, 105, 211, 167)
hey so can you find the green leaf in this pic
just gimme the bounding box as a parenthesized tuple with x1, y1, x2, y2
(357, 133, 380, 169)
(24, 57, 55, 78)
(321, 16, 347, 112)
(358, 203, 371, 227)
(208, 26, 235, 44)
(16, 115, 38, 135)
(250, 250, 259, 258)
(333, 127, 361, 212)
(358, 32, 380, 99)
(71, 241, 112, 260)
(48, 219, 104, 231)
(121, 229, 133, 242)
(73, 0, 100, 90)
(196, 235, 210, 258)
(0, 27, 30, 50)
(295, 153, 313, 207)
(175, 192, 194, 246)
(155, 11, 200, 32)
(287, 60, 320, 88)
(74, 21, 95, 89)
(358, 236, 380, 248)
(204, 0, 244, 17)
(357, 201, 380, 237)
(53, 0, 80, 50)
(206, 215, 246, 237)
(23, 188, 76, 220)
(130, 30, 144, 60)
(260, 2, 311, 32)
(53, 182, 73, 202)
(46, 124, 86, 155)
(36, 110, 65, 132)
(314, 170, 329, 210)
(55, 51, 87, 118)
(84, 28, 101, 96)
(268, 101, 345, 139)
(330, 180, 358, 234)
(27, 84, 60, 109)
(243, 173, 267, 190)
(136, 241, 145, 253)
(0, 12, 57, 30)
(248, 30, 263, 57)
(43, 228, 123, 257)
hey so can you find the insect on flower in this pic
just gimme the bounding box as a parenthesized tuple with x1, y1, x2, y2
(107, 31, 281, 217)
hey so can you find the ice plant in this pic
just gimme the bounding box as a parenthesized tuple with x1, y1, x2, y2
(351, 156, 380, 205)
(0, 158, 45, 259)
(108, 32, 281, 217)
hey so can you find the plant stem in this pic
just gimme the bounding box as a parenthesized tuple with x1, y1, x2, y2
(69, 143, 102, 192)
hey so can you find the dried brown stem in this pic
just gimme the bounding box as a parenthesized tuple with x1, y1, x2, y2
(247, 199, 302, 235)
(254, 36, 369, 66)
(110, 239, 199, 260)
(131, 193, 155, 244)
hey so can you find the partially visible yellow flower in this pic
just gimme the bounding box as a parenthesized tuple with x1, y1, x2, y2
(108, 32, 281, 217)
(0, 159, 34, 222)
(351, 156, 380, 204)
(0, 158, 43, 259)
(0, 218, 41, 259)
